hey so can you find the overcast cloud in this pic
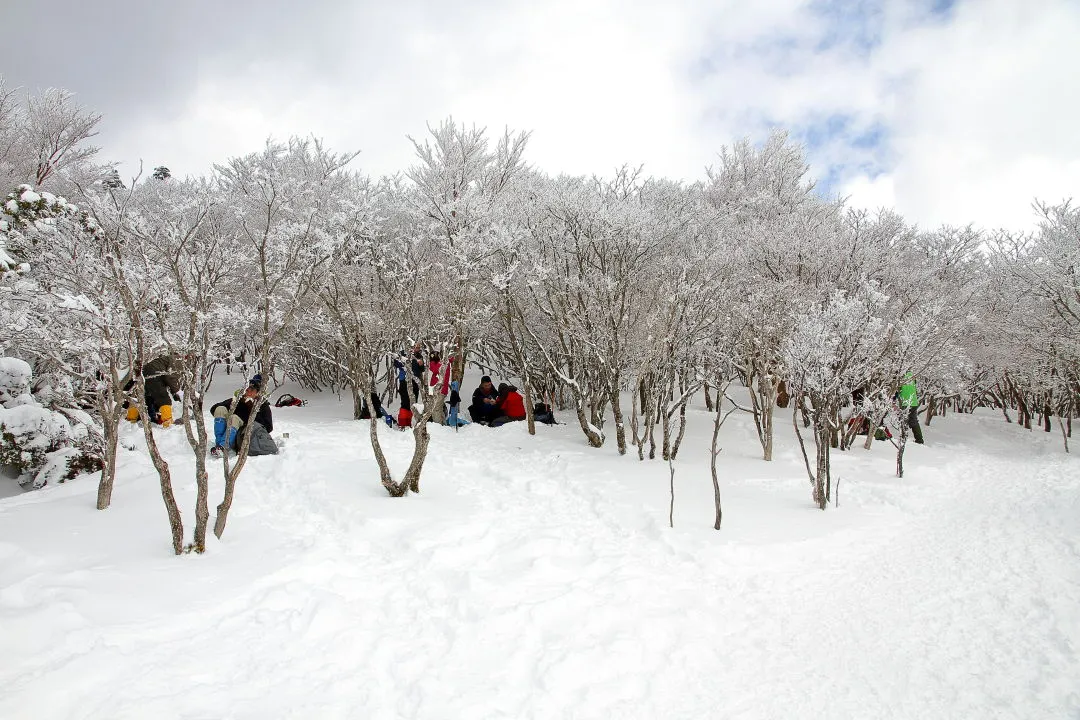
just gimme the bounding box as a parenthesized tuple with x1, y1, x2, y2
(2, 0, 1077, 229)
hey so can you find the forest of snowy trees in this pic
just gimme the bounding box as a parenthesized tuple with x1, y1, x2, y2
(1, 83, 1078, 552)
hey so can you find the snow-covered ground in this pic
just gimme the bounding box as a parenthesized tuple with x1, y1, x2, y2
(2, 376, 1079, 719)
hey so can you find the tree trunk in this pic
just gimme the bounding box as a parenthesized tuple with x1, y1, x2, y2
(351, 380, 363, 420)
(630, 386, 644, 460)
(762, 399, 775, 461)
(792, 399, 816, 486)
(670, 400, 688, 460)
(710, 401, 723, 530)
(428, 389, 446, 425)
(96, 406, 121, 511)
(186, 394, 211, 553)
(141, 402, 184, 553)
(369, 414, 405, 496)
(896, 417, 909, 478)
(575, 399, 604, 448)
(404, 418, 431, 494)
(775, 379, 790, 408)
(751, 373, 777, 461)
(703, 382, 713, 412)
(668, 456, 676, 529)
(646, 399, 658, 460)
(661, 400, 672, 461)
(214, 394, 265, 539)
(814, 421, 829, 510)
(523, 381, 536, 436)
(611, 386, 627, 455)
(451, 329, 467, 386)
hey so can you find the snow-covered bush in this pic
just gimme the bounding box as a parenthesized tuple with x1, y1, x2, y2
(0, 356, 33, 405)
(0, 356, 101, 488)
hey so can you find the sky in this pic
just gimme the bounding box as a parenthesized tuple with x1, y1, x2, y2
(2, 0, 1078, 230)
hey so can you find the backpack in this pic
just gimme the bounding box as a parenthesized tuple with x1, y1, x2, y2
(274, 393, 305, 408)
(533, 402, 557, 425)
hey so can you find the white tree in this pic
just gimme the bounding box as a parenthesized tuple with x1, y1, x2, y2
(784, 285, 890, 509)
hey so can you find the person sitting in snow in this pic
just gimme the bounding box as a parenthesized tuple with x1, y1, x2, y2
(122, 355, 182, 428)
(533, 400, 556, 425)
(469, 375, 501, 425)
(209, 374, 278, 457)
(490, 383, 527, 427)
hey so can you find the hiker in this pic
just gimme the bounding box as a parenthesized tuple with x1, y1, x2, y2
(428, 352, 452, 397)
(446, 380, 469, 427)
(491, 383, 527, 427)
(209, 374, 278, 457)
(394, 349, 424, 407)
(848, 387, 870, 436)
(411, 346, 426, 387)
(533, 400, 556, 425)
(123, 355, 182, 428)
(358, 391, 389, 421)
(898, 372, 925, 444)
(469, 375, 501, 425)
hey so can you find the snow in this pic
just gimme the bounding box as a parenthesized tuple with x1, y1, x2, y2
(1, 377, 1078, 719)
(0, 357, 33, 406)
(18, 189, 41, 204)
(0, 405, 70, 445)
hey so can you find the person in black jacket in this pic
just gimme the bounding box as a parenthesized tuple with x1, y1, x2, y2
(358, 391, 389, 421)
(122, 355, 183, 427)
(209, 374, 277, 456)
(469, 375, 500, 425)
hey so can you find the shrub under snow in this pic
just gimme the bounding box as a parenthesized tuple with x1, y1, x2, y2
(0, 357, 100, 488)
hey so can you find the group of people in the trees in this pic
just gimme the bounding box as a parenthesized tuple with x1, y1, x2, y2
(121, 349, 923, 452)
(382, 347, 549, 429)
(848, 372, 925, 444)
(123, 356, 279, 457)
(468, 375, 527, 427)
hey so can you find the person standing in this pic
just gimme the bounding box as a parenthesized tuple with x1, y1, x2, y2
(898, 372, 925, 444)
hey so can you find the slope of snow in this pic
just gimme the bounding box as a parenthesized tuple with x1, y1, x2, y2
(1, 380, 1078, 719)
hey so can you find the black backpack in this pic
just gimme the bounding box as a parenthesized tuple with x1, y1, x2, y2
(533, 402, 557, 425)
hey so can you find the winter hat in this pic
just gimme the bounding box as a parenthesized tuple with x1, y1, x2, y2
(481, 375, 492, 384)
(249, 374, 263, 390)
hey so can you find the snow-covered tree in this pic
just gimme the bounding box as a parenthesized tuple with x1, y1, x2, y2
(0, 81, 103, 192)
(784, 285, 891, 509)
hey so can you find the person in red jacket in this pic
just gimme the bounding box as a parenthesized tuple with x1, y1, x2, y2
(491, 383, 527, 427)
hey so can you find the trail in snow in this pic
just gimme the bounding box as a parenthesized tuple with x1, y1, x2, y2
(1, 389, 1078, 719)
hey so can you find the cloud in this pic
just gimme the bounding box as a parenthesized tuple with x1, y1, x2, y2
(1, 0, 1077, 230)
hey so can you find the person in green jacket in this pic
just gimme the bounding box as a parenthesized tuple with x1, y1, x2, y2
(898, 372, 925, 444)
